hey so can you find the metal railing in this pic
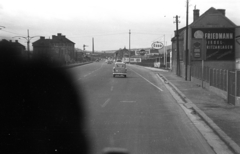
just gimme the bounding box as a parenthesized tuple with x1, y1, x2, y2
(191, 66, 228, 91)
(191, 65, 240, 105)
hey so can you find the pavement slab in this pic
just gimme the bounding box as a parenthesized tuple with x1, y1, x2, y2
(157, 70, 240, 153)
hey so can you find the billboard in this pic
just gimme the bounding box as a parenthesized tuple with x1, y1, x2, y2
(123, 57, 141, 63)
(135, 49, 150, 56)
(192, 28, 235, 61)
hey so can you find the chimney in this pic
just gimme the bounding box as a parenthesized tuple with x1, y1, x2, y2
(193, 9, 200, 21)
(52, 35, 56, 39)
(57, 33, 62, 36)
(15, 40, 18, 43)
(40, 36, 45, 40)
(217, 9, 225, 16)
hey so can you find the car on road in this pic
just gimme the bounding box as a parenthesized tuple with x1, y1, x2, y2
(107, 60, 113, 64)
(113, 62, 127, 78)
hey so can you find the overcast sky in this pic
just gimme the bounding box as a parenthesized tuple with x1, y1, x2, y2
(0, 0, 240, 51)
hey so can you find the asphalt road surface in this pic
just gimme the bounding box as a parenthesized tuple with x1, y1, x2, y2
(68, 61, 216, 154)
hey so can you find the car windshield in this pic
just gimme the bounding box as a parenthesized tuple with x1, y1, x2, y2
(116, 64, 124, 67)
(2, 1, 239, 154)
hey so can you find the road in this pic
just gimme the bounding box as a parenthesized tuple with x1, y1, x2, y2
(67, 61, 216, 154)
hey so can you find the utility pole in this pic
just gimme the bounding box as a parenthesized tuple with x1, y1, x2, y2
(13, 29, 40, 59)
(129, 29, 131, 63)
(185, 0, 189, 80)
(174, 15, 180, 76)
(164, 34, 166, 68)
(92, 38, 94, 53)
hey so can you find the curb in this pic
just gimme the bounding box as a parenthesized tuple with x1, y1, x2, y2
(158, 73, 240, 154)
(62, 62, 93, 68)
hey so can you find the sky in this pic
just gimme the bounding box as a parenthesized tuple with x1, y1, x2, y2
(0, 0, 240, 52)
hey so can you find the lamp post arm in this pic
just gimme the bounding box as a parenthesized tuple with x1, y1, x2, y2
(29, 36, 41, 40)
(12, 36, 28, 40)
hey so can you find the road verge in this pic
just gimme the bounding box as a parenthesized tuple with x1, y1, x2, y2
(157, 73, 240, 154)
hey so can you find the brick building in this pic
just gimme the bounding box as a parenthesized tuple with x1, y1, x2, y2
(171, 7, 238, 79)
(171, 7, 240, 105)
(32, 33, 75, 64)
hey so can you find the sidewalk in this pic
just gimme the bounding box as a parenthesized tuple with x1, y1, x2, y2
(158, 70, 240, 153)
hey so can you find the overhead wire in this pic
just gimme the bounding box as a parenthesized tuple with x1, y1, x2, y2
(0, 29, 22, 35)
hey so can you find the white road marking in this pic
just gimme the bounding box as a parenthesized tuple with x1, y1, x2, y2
(130, 68, 163, 91)
(79, 63, 104, 80)
(101, 98, 111, 108)
(120, 101, 136, 103)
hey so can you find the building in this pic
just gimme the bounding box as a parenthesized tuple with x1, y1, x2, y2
(172, 7, 238, 79)
(0, 39, 26, 59)
(172, 7, 240, 105)
(32, 33, 75, 64)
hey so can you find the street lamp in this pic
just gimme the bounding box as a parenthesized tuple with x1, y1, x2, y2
(12, 29, 40, 59)
(0, 26, 5, 29)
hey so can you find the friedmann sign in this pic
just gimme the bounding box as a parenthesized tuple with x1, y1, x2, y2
(192, 28, 235, 61)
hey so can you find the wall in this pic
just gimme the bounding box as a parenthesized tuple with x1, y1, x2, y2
(191, 61, 235, 70)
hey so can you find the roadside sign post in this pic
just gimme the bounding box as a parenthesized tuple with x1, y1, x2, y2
(191, 38, 206, 88)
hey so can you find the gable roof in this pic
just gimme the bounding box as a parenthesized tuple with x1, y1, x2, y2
(191, 7, 236, 28)
(33, 34, 75, 47)
(51, 36, 75, 44)
(32, 38, 51, 47)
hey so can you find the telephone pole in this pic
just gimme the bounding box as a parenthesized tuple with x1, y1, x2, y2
(185, 0, 189, 80)
(129, 29, 131, 63)
(174, 15, 180, 76)
(92, 37, 94, 53)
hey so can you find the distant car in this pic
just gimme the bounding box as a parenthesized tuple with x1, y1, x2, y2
(113, 62, 127, 78)
(116, 59, 122, 62)
(107, 60, 113, 64)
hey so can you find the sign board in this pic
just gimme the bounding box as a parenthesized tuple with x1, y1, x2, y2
(123, 57, 141, 63)
(135, 49, 150, 56)
(191, 39, 206, 60)
(151, 41, 164, 49)
(192, 28, 235, 61)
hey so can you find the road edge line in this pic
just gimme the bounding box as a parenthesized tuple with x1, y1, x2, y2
(157, 73, 240, 154)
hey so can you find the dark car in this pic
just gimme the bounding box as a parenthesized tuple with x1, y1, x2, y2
(113, 62, 127, 77)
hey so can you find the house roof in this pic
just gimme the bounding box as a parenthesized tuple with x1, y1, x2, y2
(190, 7, 236, 27)
(33, 34, 75, 47)
(0, 39, 25, 49)
(171, 7, 237, 42)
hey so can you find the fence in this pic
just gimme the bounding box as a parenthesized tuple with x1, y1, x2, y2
(191, 65, 240, 105)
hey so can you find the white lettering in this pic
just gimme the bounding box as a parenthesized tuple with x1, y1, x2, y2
(204, 32, 233, 39)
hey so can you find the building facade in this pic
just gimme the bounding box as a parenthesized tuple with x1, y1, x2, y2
(172, 7, 238, 79)
(33, 33, 75, 64)
(171, 7, 240, 105)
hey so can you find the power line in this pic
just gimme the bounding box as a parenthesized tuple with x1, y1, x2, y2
(1, 29, 22, 35)
(68, 32, 127, 38)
